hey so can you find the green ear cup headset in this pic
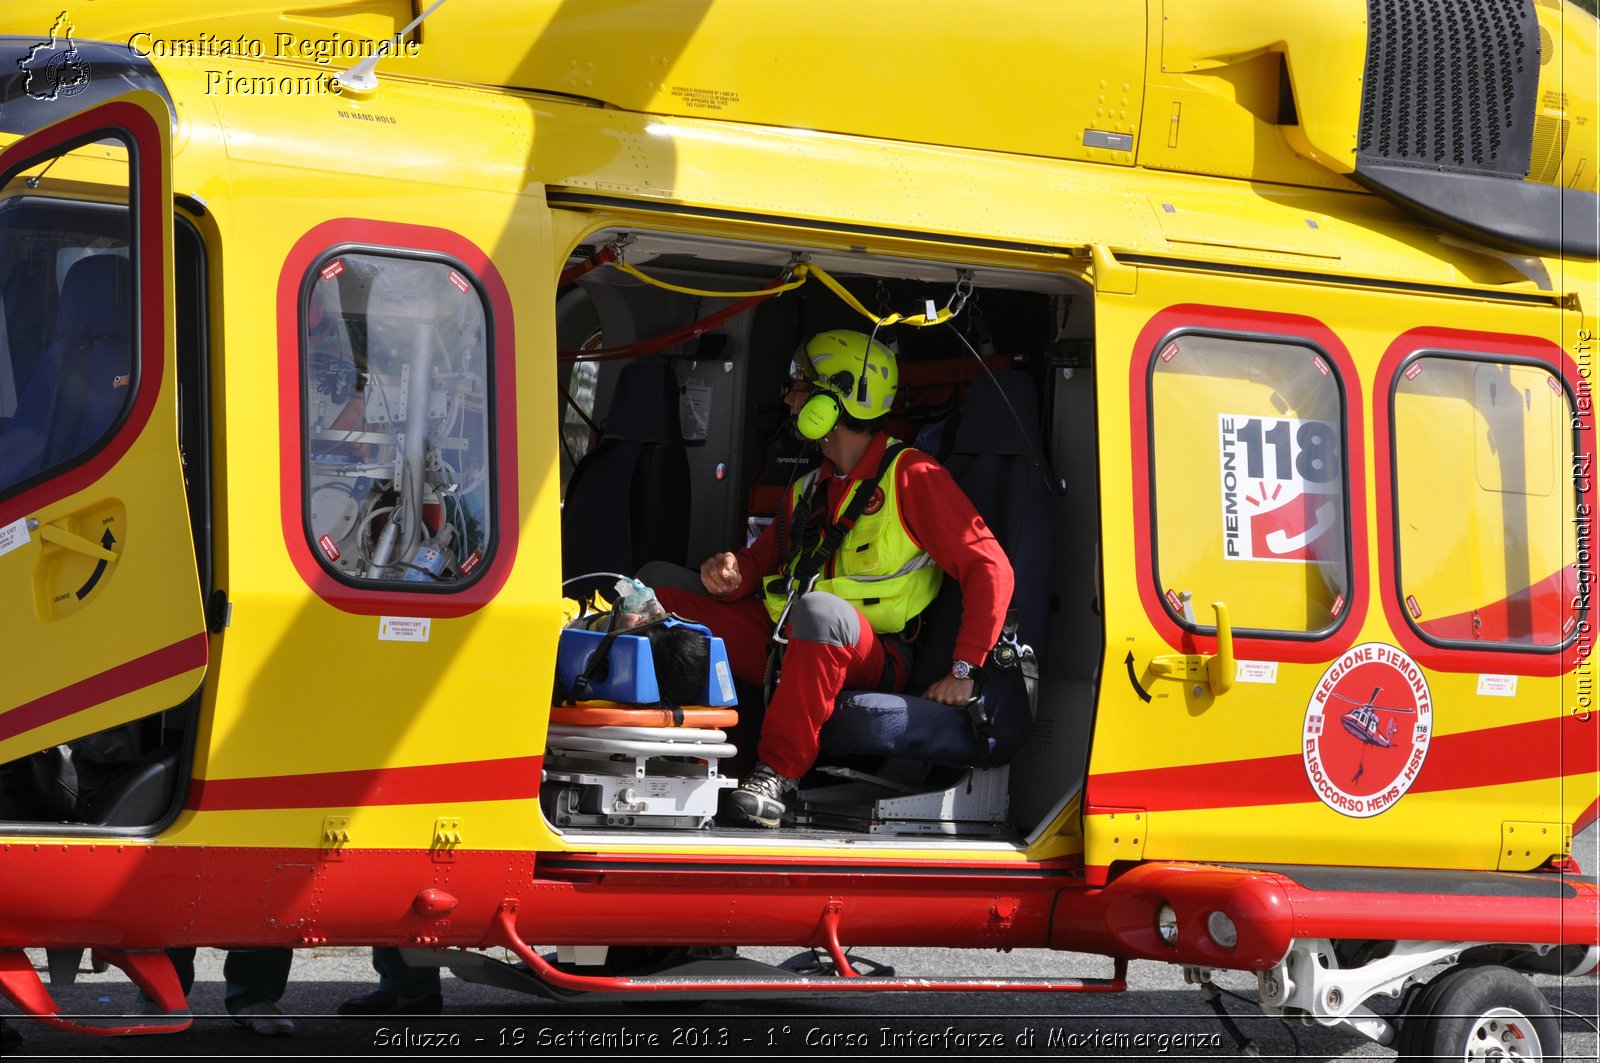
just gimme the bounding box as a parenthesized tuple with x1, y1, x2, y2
(795, 378, 846, 439)
(793, 330, 898, 440)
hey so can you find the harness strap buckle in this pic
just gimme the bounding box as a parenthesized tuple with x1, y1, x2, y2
(769, 571, 819, 646)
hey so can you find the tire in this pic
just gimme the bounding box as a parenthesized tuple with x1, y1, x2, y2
(1397, 964, 1480, 1060)
(1409, 964, 1560, 1061)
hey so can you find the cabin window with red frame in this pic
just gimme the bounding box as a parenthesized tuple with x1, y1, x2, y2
(1391, 353, 1580, 649)
(301, 251, 493, 587)
(1148, 331, 1351, 637)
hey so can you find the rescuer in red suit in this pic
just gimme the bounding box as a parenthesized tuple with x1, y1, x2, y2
(643, 329, 1013, 827)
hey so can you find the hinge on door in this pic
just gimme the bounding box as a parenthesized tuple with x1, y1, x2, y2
(1100, 808, 1147, 862)
(320, 816, 350, 861)
(1499, 821, 1570, 871)
(432, 817, 462, 862)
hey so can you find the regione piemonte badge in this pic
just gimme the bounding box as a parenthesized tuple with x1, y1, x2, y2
(1303, 643, 1433, 818)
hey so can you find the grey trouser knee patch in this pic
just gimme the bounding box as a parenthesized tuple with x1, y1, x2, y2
(789, 592, 860, 647)
(636, 561, 706, 595)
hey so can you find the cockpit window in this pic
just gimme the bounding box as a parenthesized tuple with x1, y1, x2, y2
(0, 143, 135, 497)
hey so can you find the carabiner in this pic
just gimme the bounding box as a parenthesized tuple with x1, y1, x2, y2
(606, 233, 636, 265)
(947, 271, 976, 318)
(769, 572, 819, 645)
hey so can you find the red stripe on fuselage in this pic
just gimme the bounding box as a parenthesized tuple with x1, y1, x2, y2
(183, 755, 543, 811)
(0, 633, 208, 742)
(1088, 715, 1596, 813)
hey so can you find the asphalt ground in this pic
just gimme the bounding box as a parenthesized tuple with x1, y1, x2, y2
(3, 944, 1596, 1060)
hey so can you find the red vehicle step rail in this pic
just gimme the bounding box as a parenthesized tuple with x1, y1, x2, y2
(487, 901, 1129, 997)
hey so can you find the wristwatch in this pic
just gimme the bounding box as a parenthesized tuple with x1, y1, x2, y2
(951, 659, 978, 680)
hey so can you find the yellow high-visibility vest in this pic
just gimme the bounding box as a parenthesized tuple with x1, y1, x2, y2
(763, 444, 942, 633)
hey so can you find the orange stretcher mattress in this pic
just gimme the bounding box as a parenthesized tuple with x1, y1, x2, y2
(549, 702, 740, 728)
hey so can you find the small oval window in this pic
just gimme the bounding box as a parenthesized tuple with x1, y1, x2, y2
(301, 251, 494, 588)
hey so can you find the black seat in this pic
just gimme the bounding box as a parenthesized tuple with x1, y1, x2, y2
(0, 254, 132, 492)
(561, 358, 690, 579)
(819, 370, 1052, 767)
(86, 747, 181, 827)
(2, 257, 51, 400)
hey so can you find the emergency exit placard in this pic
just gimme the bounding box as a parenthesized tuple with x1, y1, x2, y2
(1218, 414, 1341, 563)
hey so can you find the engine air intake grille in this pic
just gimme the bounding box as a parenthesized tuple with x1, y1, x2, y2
(1359, 0, 1538, 178)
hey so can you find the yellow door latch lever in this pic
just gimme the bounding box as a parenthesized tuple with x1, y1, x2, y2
(1150, 601, 1236, 695)
(38, 522, 118, 562)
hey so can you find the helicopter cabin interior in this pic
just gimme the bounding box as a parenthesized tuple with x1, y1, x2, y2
(546, 227, 1104, 842)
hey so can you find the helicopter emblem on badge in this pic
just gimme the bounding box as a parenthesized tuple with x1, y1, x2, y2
(1303, 644, 1433, 818)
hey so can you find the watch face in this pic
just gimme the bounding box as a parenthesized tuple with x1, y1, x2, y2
(952, 659, 972, 679)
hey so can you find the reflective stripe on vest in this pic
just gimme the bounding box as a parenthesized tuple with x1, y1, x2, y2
(763, 444, 943, 633)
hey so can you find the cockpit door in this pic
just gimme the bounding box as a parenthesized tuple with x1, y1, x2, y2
(0, 92, 207, 762)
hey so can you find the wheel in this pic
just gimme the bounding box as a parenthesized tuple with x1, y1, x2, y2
(1406, 964, 1559, 1061)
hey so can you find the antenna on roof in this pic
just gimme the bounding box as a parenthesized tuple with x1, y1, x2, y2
(335, 0, 448, 95)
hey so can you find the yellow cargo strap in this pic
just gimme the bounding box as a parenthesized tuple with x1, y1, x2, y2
(611, 258, 808, 299)
(603, 247, 969, 328)
(799, 262, 967, 329)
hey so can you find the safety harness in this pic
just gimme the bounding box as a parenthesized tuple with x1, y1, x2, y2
(762, 441, 910, 704)
(767, 440, 910, 640)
